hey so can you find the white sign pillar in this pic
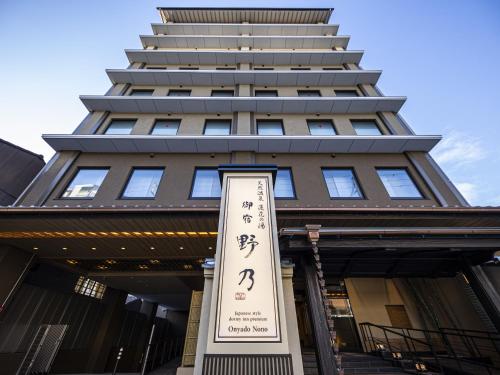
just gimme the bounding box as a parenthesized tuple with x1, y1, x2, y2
(206, 165, 289, 354)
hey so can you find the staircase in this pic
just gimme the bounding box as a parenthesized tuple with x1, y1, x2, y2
(302, 351, 406, 375)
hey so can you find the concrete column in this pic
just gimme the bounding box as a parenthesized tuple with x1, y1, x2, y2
(0, 246, 35, 315)
(282, 264, 304, 375)
(86, 288, 128, 372)
(192, 266, 214, 375)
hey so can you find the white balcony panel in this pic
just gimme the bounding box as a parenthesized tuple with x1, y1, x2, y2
(152, 23, 339, 36)
(126, 50, 363, 66)
(107, 69, 381, 87)
(44, 135, 441, 154)
(140, 35, 349, 50)
(80, 96, 405, 114)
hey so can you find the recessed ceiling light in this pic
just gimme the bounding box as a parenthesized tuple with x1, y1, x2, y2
(121, 247, 126, 250)
(91, 247, 97, 250)
(150, 246, 155, 250)
(33, 247, 39, 250)
(179, 246, 184, 250)
(62, 247, 68, 250)
(208, 246, 213, 250)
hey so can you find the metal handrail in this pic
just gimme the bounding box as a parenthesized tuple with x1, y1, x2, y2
(359, 322, 500, 375)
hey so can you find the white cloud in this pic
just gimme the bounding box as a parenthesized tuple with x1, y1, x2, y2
(432, 131, 485, 168)
(455, 182, 478, 204)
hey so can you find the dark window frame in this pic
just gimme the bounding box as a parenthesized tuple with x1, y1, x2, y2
(334, 89, 361, 97)
(290, 67, 311, 71)
(321, 167, 366, 200)
(307, 119, 337, 135)
(167, 89, 192, 96)
(215, 67, 237, 70)
(298, 90, 322, 97)
(210, 90, 235, 97)
(119, 167, 165, 200)
(253, 67, 274, 71)
(375, 167, 426, 200)
(188, 167, 222, 200)
(103, 119, 137, 135)
(178, 67, 199, 70)
(203, 119, 232, 135)
(256, 119, 285, 135)
(275, 167, 297, 200)
(129, 89, 154, 96)
(59, 167, 111, 200)
(351, 119, 383, 136)
(149, 119, 181, 135)
(254, 90, 279, 97)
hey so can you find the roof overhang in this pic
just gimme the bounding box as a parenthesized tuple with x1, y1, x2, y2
(79, 96, 406, 114)
(106, 69, 381, 86)
(140, 35, 349, 49)
(0, 207, 499, 276)
(151, 23, 339, 36)
(157, 7, 334, 24)
(125, 49, 364, 66)
(42, 135, 441, 154)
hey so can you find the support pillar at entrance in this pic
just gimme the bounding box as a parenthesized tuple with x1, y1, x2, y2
(0, 245, 34, 315)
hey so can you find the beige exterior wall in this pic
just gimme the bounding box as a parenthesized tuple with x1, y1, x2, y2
(34, 152, 454, 208)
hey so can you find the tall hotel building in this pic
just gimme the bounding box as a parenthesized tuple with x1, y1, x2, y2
(0, 7, 499, 375)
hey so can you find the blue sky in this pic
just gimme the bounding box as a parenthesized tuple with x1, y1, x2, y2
(1, 0, 499, 206)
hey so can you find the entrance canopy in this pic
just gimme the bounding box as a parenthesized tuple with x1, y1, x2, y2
(0, 207, 499, 277)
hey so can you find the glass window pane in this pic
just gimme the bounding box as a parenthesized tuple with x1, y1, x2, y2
(308, 120, 336, 135)
(122, 169, 163, 198)
(167, 90, 191, 96)
(211, 90, 234, 97)
(204, 120, 231, 135)
(335, 90, 359, 97)
(62, 169, 109, 198)
(275, 169, 295, 198)
(255, 90, 278, 97)
(377, 169, 422, 198)
(130, 89, 154, 96)
(105, 120, 135, 135)
(323, 169, 363, 198)
(298, 90, 321, 97)
(257, 121, 284, 135)
(191, 169, 221, 198)
(352, 120, 382, 136)
(151, 120, 180, 135)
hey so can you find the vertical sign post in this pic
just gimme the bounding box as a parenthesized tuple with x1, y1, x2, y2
(206, 165, 289, 355)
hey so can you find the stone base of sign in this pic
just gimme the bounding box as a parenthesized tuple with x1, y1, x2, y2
(193, 265, 304, 375)
(176, 367, 194, 375)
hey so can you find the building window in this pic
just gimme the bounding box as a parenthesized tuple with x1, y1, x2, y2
(335, 90, 359, 97)
(104, 119, 136, 135)
(307, 120, 336, 135)
(151, 119, 180, 135)
(75, 276, 106, 299)
(216, 67, 236, 70)
(190, 169, 221, 198)
(129, 89, 154, 96)
(204, 120, 231, 135)
(62, 168, 109, 199)
(322, 168, 363, 199)
(254, 67, 274, 70)
(352, 120, 382, 136)
(377, 168, 423, 199)
(291, 67, 311, 70)
(298, 90, 322, 97)
(275, 168, 296, 199)
(255, 90, 278, 97)
(323, 67, 343, 70)
(146, 66, 167, 70)
(257, 120, 284, 135)
(179, 67, 199, 70)
(167, 89, 192, 96)
(211, 90, 234, 97)
(122, 168, 164, 199)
